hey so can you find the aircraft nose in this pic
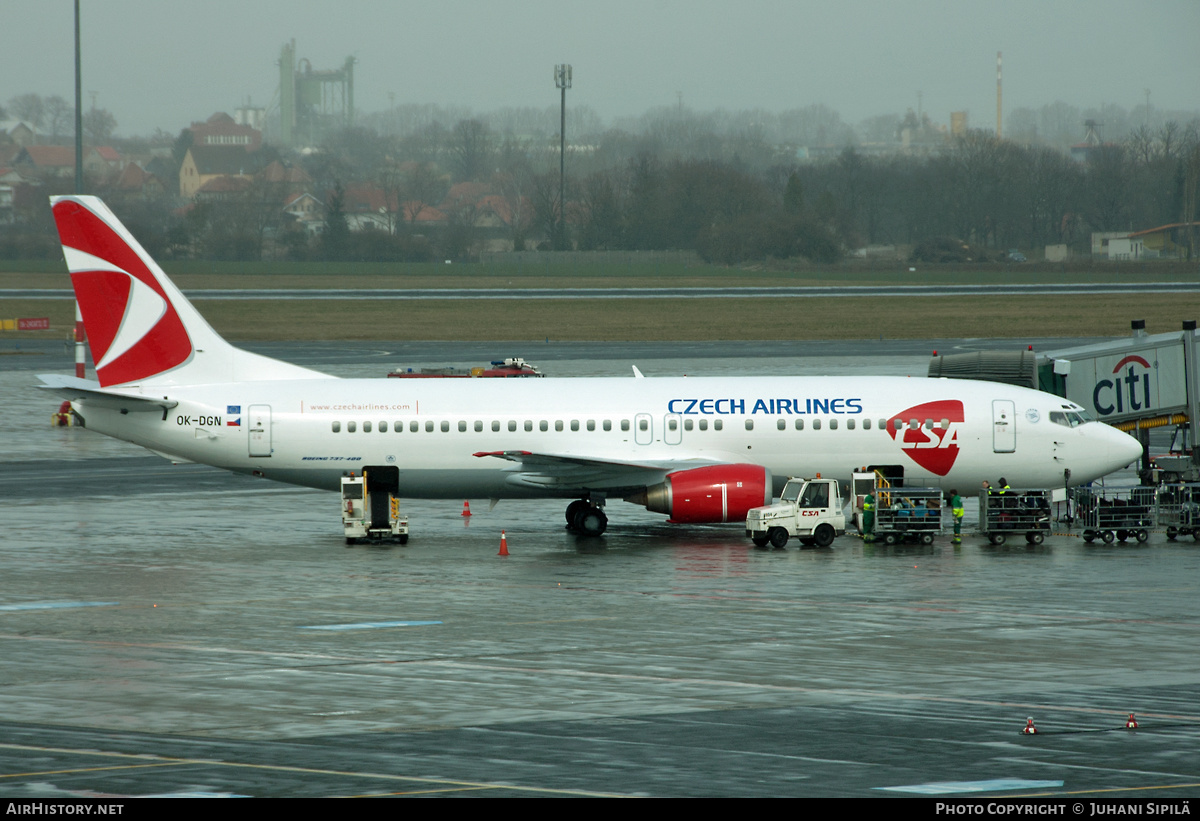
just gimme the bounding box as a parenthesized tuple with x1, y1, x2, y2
(1110, 427, 1144, 469)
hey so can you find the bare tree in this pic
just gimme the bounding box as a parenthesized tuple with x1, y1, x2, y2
(8, 93, 46, 134)
(44, 96, 73, 142)
(82, 108, 117, 144)
(448, 119, 494, 181)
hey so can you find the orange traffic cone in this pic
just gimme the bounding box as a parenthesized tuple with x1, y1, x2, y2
(1126, 713, 1138, 729)
(1022, 717, 1038, 735)
(461, 500, 472, 517)
(498, 530, 509, 556)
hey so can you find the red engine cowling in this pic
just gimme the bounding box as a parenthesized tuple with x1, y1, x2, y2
(635, 464, 773, 523)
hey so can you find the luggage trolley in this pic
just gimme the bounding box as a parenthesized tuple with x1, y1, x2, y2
(1155, 482, 1200, 542)
(872, 486, 943, 545)
(979, 488, 1052, 545)
(1072, 485, 1155, 544)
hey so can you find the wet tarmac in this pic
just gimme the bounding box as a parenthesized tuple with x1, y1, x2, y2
(2, 341, 1198, 798)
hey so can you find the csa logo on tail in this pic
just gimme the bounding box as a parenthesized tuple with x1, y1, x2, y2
(887, 400, 965, 476)
(52, 199, 192, 386)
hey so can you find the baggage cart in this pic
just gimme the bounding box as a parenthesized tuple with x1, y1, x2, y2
(979, 488, 1052, 545)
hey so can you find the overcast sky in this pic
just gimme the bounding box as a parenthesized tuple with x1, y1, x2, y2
(6, 0, 1199, 137)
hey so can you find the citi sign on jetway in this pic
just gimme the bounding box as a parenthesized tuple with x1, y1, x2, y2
(1065, 344, 1187, 421)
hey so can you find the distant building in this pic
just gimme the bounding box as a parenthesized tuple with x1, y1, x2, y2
(12, 145, 75, 178)
(1106, 237, 1143, 260)
(179, 145, 259, 198)
(1091, 231, 1129, 258)
(1128, 223, 1200, 259)
(186, 112, 262, 152)
(1044, 244, 1069, 262)
(112, 162, 166, 199)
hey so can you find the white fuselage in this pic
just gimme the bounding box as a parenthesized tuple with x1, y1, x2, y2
(75, 373, 1141, 500)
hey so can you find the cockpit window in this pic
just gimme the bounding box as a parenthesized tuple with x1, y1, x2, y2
(1050, 411, 1088, 428)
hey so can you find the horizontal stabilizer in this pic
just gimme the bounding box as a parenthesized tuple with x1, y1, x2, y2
(38, 373, 176, 413)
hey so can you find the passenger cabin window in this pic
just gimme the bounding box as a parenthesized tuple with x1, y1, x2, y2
(829, 419, 838, 430)
(425, 421, 434, 433)
(458, 421, 467, 432)
(363, 421, 372, 433)
(509, 421, 517, 432)
(794, 419, 804, 430)
(475, 421, 483, 432)
(441, 421, 450, 432)
(540, 420, 549, 432)
(603, 420, 612, 431)
(847, 419, 856, 430)
(348, 421, 357, 433)
(812, 419, 822, 430)
(411, 421, 419, 433)
(745, 419, 754, 431)
(699, 419, 708, 431)
(331, 421, 341, 433)
(621, 420, 630, 432)
(379, 421, 387, 432)
(492, 421, 501, 432)
(863, 418, 871, 430)
(714, 420, 723, 431)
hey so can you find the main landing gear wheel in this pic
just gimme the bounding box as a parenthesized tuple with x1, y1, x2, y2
(565, 499, 589, 527)
(571, 505, 608, 537)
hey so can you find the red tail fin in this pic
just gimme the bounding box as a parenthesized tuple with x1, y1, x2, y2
(53, 197, 192, 386)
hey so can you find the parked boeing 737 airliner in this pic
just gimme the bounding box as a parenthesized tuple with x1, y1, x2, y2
(41, 196, 1142, 537)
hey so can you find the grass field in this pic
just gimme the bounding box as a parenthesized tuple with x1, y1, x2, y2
(1, 292, 1195, 342)
(3, 256, 1197, 342)
(2, 256, 1198, 291)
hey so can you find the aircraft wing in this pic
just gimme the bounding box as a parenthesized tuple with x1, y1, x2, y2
(37, 374, 177, 414)
(473, 449, 724, 491)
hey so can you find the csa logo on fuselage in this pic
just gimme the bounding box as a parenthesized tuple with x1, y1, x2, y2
(886, 400, 965, 476)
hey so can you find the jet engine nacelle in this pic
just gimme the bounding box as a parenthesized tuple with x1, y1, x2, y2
(635, 464, 773, 523)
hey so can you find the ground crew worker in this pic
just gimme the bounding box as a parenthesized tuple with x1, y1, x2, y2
(950, 489, 964, 543)
(862, 490, 876, 542)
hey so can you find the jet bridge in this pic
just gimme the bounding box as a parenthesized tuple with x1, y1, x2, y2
(1040, 320, 1200, 482)
(927, 320, 1200, 484)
